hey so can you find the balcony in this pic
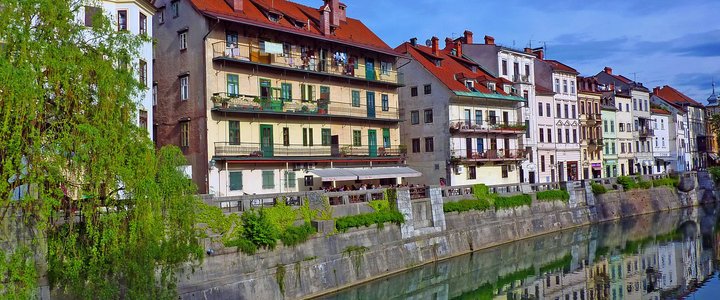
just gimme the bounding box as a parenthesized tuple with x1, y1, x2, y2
(638, 128, 654, 138)
(452, 149, 526, 163)
(512, 73, 531, 84)
(449, 118, 526, 135)
(584, 114, 597, 126)
(213, 41, 402, 86)
(588, 138, 604, 150)
(214, 142, 404, 159)
(211, 92, 400, 122)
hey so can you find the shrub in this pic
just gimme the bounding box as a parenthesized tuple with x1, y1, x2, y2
(443, 198, 492, 213)
(335, 210, 404, 232)
(652, 177, 679, 188)
(264, 200, 297, 232)
(368, 199, 389, 212)
(279, 224, 317, 247)
(299, 198, 317, 224)
(638, 181, 652, 189)
(617, 176, 638, 190)
(710, 167, 720, 183)
(240, 209, 279, 250)
(536, 190, 570, 202)
(591, 183, 607, 195)
(493, 194, 532, 209)
(472, 184, 490, 200)
(225, 237, 258, 255)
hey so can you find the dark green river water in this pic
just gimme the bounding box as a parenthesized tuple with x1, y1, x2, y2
(318, 205, 720, 300)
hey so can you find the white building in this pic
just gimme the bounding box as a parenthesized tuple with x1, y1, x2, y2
(79, 0, 155, 140)
(615, 94, 634, 176)
(651, 109, 671, 174)
(652, 89, 692, 172)
(653, 85, 707, 171)
(535, 87, 558, 182)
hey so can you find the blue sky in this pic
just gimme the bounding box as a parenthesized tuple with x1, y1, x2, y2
(296, 0, 720, 103)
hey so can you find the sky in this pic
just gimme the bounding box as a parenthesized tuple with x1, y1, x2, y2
(295, 0, 720, 103)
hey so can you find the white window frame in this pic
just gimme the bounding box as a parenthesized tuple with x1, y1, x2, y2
(179, 32, 187, 50)
(180, 75, 189, 100)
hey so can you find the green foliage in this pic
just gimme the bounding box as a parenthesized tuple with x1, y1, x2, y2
(197, 204, 240, 242)
(342, 245, 369, 276)
(0, 1, 206, 298)
(538, 254, 572, 274)
(264, 200, 297, 232)
(318, 196, 334, 221)
(279, 224, 317, 247)
(651, 177, 679, 188)
(493, 194, 532, 209)
(472, 184, 491, 200)
(454, 283, 494, 300)
(617, 176, 639, 190)
(299, 198, 317, 224)
(536, 190, 570, 202)
(709, 167, 720, 183)
(638, 180, 653, 189)
(443, 199, 493, 213)
(368, 199, 390, 212)
(591, 183, 608, 194)
(240, 210, 279, 251)
(224, 237, 258, 255)
(335, 210, 404, 232)
(494, 266, 535, 289)
(275, 264, 286, 295)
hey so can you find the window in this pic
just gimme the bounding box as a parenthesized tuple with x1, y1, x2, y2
(564, 104, 569, 118)
(501, 165, 508, 178)
(633, 99, 638, 110)
(550, 155, 555, 164)
(139, 110, 148, 131)
(525, 120, 530, 137)
(410, 110, 419, 124)
(539, 128, 545, 142)
(171, 0, 179, 18)
(424, 109, 433, 123)
(563, 79, 568, 93)
(423, 84, 432, 95)
(424, 137, 434, 152)
(300, 84, 315, 101)
(179, 31, 187, 50)
(180, 121, 189, 147)
(304, 176, 314, 187)
(321, 128, 331, 146)
(619, 123, 624, 132)
(538, 103, 543, 116)
(571, 105, 576, 119)
(139, 60, 147, 86)
(556, 103, 561, 118)
(302, 128, 314, 146)
(573, 129, 577, 143)
(284, 171, 296, 188)
(467, 166, 476, 180)
(320, 86, 330, 102)
(645, 100, 649, 111)
(580, 101, 585, 114)
(541, 156, 546, 172)
(621, 143, 626, 153)
(262, 171, 275, 189)
(180, 75, 189, 100)
(626, 104, 629, 111)
(139, 13, 148, 35)
(502, 60, 508, 75)
(547, 128, 552, 143)
(570, 80, 575, 94)
(610, 121, 614, 132)
(555, 78, 560, 92)
(411, 138, 420, 153)
(381, 94, 389, 111)
(565, 129, 570, 144)
(351, 90, 360, 107)
(84, 6, 101, 27)
(618, 103, 622, 111)
(117, 10, 127, 31)
(525, 64, 530, 76)
(353, 130, 361, 146)
(229, 171, 243, 191)
(382, 128, 391, 148)
(557, 128, 562, 143)
(158, 7, 165, 24)
(282, 127, 289, 146)
(410, 86, 418, 97)
(226, 74, 239, 96)
(475, 110, 483, 125)
(152, 84, 157, 106)
(546, 103, 551, 117)
(228, 121, 240, 145)
(604, 120, 608, 132)
(380, 61, 392, 75)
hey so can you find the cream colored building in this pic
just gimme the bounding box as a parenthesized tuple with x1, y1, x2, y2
(615, 94, 634, 176)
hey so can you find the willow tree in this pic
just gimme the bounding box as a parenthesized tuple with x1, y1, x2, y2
(0, 1, 204, 298)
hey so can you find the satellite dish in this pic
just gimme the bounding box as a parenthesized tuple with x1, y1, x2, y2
(425, 39, 432, 47)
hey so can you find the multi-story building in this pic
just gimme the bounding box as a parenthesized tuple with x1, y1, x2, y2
(534, 51, 581, 181)
(396, 35, 527, 186)
(615, 93, 633, 176)
(601, 92, 619, 177)
(578, 76, 604, 179)
(80, 1, 155, 140)
(535, 85, 557, 182)
(596, 67, 654, 175)
(651, 108, 671, 174)
(651, 92, 689, 173)
(153, 0, 411, 195)
(653, 85, 707, 170)
(705, 83, 719, 164)
(460, 35, 538, 183)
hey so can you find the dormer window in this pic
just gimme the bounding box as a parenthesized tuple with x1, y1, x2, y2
(465, 80, 477, 92)
(471, 66, 477, 73)
(268, 12, 281, 23)
(486, 82, 496, 91)
(434, 59, 441, 67)
(294, 21, 305, 29)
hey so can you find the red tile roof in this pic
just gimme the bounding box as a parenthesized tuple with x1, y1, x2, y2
(187, 0, 397, 55)
(654, 85, 704, 108)
(651, 108, 671, 115)
(395, 42, 511, 95)
(544, 60, 579, 75)
(535, 85, 555, 96)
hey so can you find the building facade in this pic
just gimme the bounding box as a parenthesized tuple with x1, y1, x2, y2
(397, 34, 527, 186)
(601, 93, 619, 177)
(705, 83, 719, 164)
(651, 108, 671, 174)
(577, 76, 604, 179)
(153, 0, 412, 195)
(653, 85, 706, 171)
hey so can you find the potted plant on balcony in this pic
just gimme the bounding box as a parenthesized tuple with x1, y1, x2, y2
(211, 93, 229, 108)
(340, 145, 351, 157)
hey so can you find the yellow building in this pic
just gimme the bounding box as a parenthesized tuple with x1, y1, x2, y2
(154, 0, 411, 195)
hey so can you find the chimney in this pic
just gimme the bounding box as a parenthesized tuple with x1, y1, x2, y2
(532, 48, 544, 60)
(524, 47, 532, 54)
(463, 30, 473, 44)
(224, 0, 243, 12)
(409, 37, 417, 47)
(484, 35, 495, 45)
(444, 37, 454, 50)
(338, 2, 347, 22)
(320, 4, 331, 35)
(653, 86, 661, 95)
(604, 66, 613, 75)
(324, 0, 341, 27)
(455, 41, 463, 57)
(431, 36, 439, 55)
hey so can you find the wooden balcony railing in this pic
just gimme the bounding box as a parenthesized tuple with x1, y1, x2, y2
(449, 119, 526, 135)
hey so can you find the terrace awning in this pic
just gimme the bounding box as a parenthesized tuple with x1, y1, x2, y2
(310, 167, 422, 182)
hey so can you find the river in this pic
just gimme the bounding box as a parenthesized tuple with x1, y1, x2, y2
(317, 205, 720, 299)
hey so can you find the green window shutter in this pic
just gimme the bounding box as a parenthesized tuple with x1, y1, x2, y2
(321, 128, 331, 146)
(227, 74, 239, 96)
(303, 128, 308, 146)
(351, 90, 360, 107)
(229, 121, 240, 145)
(285, 171, 296, 188)
(262, 171, 274, 189)
(281, 83, 292, 101)
(382, 128, 390, 148)
(308, 128, 314, 146)
(229, 171, 243, 191)
(300, 84, 306, 101)
(353, 130, 361, 146)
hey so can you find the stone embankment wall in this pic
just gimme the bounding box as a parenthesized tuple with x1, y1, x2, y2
(177, 177, 710, 300)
